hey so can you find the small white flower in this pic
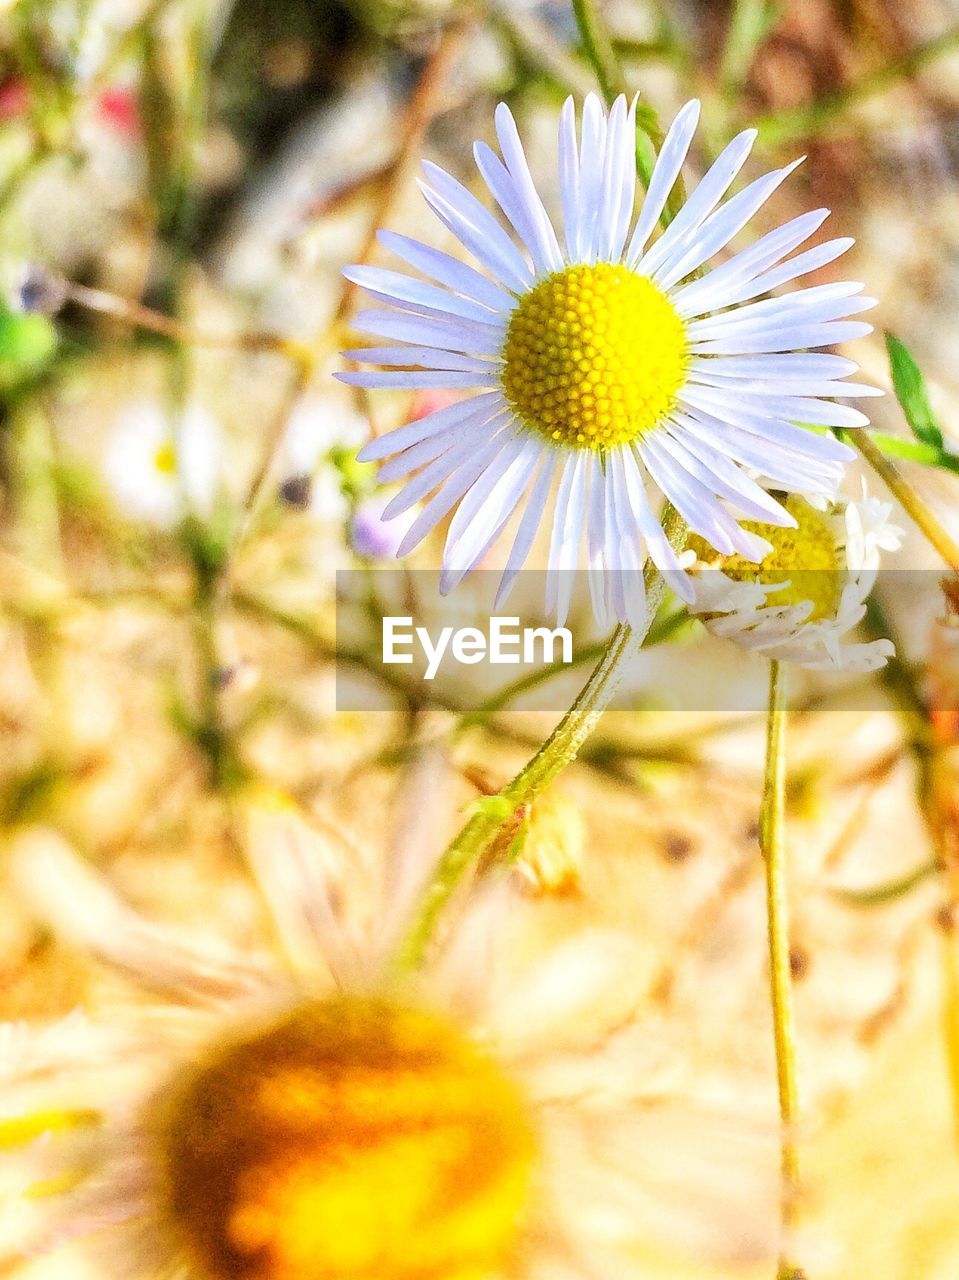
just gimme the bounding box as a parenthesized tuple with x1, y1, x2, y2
(278, 393, 367, 522)
(338, 94, 878, 627)
(689, 490, 903, 671)
(103, 400, 220, 528)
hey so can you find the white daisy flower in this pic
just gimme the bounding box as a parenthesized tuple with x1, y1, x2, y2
(3, 810, 778, 1279)
(336, 93, 879, 628)
(104, 400, 221, 529)
(688, 488, 903, 671)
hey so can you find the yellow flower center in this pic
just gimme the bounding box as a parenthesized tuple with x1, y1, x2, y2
(157, 997, 536, 1280)
(501, 262, 688, 449)
(690, 495, 843, 621)
(153, 441, 178, 475)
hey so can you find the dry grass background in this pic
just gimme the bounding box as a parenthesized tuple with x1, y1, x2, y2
(4, 0, 959, 1275)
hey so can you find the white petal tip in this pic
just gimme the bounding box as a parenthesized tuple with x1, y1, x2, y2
(395, 531, 421, 558)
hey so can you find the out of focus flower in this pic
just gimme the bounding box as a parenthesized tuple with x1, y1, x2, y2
(408, 387, 462, 421)
(277, 393, 366, 522)
(0, 76, 29, 121)
(688, 489, 902, 670)
(3, 805, 778, 1279)
(96, 86, 141, 138)
(349, 493, 418, 560)
(13, 262, 68, 316)
(0, 73, 139, 136)
(103, 400, 221, 528)
(339, 93, 877, 627)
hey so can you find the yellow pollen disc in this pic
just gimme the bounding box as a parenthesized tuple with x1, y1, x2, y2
(153, 441, 178, 475)
(501, 262, 688, 450)
(689, 495, 843, 621)
(157, 996, 536, 1280)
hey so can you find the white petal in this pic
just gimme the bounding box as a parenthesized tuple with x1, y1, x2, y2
(394, 429, 517, 555)
(547, 451, 588, 623)
(687, 282, 872, 339)
(619, 445, 695, 600)
(342, 264, 503, 323)
(677, 390, 856, 460)
(675, 410, 844, 493)
(441, 437, 541, 591)
(473, 142, 550, 277)
(585, 453, 612, 628)
(640, 434, 765, 558)
(690, 353, 858, 381)
(558, 96, 580, 262)
(600, 94, 636, 262)
(681, 384, 869, 428)
(376, 409, 503, 481)
(688, 367, 879, 399)
(492, 102, 564, 272)
(637, 128, 757, 278)
(658, 425, 795, 524)
(352, 307, 505, 355)
(419, 176, 532, 294)
(357, 391, 501, 462)
(690, 320, 873, 354)
(337, 369, 498, 390)
(383, 416, 512, 516)
(377, 229, 516, 312)
(696, 237, 856, 314)
(625, 99, 701, 264)
(342, 345, 499, 373)
(576, 93, 607, 263)
(654, 157, 803, 289)
(672, 208, 830, 315)
(495, 455, 557, 606)
(607, 449, 648, 627)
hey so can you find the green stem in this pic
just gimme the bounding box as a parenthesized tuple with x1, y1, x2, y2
(570, 0, 687, 224)
(396, 621, 637, 969)
(571, 0, 627, 103)
(396, 511, 686, 970)
(760, 659, 804, 1280)
(719, 0, 779, 99)
(756, 24, 959, 145)
(830, 857, 940, 908)
(850, 430, 959, 573)
(861, 430, 959, 477)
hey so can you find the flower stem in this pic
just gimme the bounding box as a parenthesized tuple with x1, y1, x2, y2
(395, 621, 637, 970)
(760, 659, 805, 1280)
(396, 511, 686, 971)
(852, 430, 959, 573)
(571, 0, 627, 103)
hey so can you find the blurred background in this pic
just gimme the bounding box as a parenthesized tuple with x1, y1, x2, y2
(4, 0, 959, 1276)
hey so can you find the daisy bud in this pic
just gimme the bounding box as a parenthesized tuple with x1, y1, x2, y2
(513, 789, 585, 897)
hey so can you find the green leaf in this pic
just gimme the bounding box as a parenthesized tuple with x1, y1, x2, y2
(886, 332, 944, 450)
(467, 794, 516, 824)
(0, 304, 56, 392)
